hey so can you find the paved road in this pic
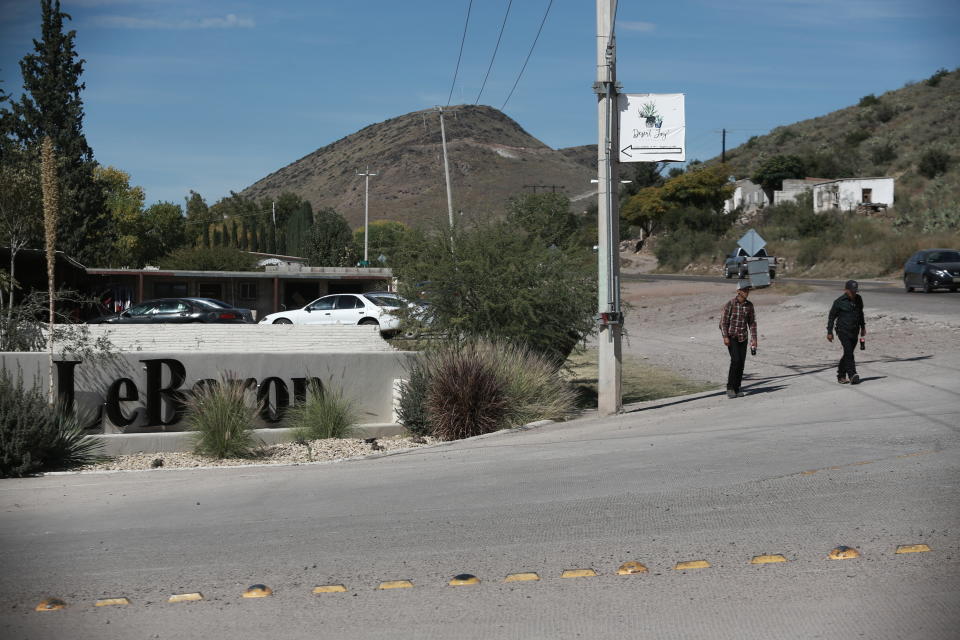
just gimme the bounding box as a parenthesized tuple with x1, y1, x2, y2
(2, 303, 958, 638)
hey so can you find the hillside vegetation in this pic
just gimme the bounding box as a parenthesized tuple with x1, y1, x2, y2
(242, 105, 596, 229)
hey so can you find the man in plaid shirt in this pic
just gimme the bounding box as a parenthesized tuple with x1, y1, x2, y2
(719, 282, 758, 398)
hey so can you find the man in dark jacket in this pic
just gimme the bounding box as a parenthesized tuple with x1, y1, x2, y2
(827, 279, 866, 384)
(719, 281, 758, 398)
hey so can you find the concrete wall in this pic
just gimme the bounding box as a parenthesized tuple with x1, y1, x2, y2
(1, 349, 417, 435)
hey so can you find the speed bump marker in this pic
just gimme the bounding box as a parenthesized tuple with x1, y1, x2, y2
(617, 561, 649, 575)
(503, 572, 540, 582)
(312, 584, 348, 594)
(378, 580, 413, 590)
(242, 584, 273, 598)
(35, 598, 66, 611)
(751, 554, 787, 565)
(449, 574, 480, 586)
(95, 597, 130, 607)
(168, 592, 204, 603)
(828, 546, 861, 560)
(896, 544, 931, 554)
(674, 560, 710, 571)
(560, 569, 597, 578)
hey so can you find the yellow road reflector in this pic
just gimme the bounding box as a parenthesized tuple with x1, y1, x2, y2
(674, 560, 710, 571)
(828, 546, 861, 560)
(896, 544, 931, 554)
(617, 561, 649, 575)
(95, 597, 130, 607)
(503, 572, 540, 582)
(35, 598, 66, 611)
(377, 580, 413, 590)
(751, 554, 788, 564)
(242, 584, 273, 598)
(560, 569, 597, 578)
(168, 592, 204, 603)
(448, 574, 480, 586)
(312, 584, 347, 594)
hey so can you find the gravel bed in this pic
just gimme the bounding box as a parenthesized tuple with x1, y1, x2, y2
(76, 435, 438, 472)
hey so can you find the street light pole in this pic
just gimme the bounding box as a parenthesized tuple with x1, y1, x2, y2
(357, 166, 377, 264)
(595, 0, 623, 416)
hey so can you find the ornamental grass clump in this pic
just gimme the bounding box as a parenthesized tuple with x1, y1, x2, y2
(0, 369, 105, 477)
(186, 376, 259, 459)
(425, 345, 508, 441)
(286, 382, 356, 441)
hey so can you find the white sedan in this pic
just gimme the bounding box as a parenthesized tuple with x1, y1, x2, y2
(259, 292, 402, 334)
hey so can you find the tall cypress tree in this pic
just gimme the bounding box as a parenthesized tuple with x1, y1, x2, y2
(11, 0, 112, 266)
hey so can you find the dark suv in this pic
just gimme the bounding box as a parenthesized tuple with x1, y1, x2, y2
(903, 249, 960, 293)
(89, 298, 255, 323)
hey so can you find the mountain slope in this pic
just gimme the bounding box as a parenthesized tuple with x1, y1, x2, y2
(242, 105, 596, 228)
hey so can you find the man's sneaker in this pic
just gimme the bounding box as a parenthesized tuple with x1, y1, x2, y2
(736, 391, 746, 398)
(850, 374, 860, 385)
(726, 389, 736, 399)
(838, 376, 849, 384)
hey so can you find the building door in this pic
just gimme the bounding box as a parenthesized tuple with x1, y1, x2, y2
(861, 188, 872, 203)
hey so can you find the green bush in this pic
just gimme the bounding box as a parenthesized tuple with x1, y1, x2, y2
(0, 370, 104, 477)
(396, 362, 431, 437)
(858, 94, 881, 107)
(654, 228, 721, 270)
(286, 382, 356, 441)
(926, 68, 949, 87)
(186, 376, 259, 458)
(870, 141, 898, 165)
(918, 149, 951, 179)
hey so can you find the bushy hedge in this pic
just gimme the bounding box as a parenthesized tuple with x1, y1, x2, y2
(398, 340, 578, 441)
(0, 370, 104, 477)
(286, 382, 356, 441)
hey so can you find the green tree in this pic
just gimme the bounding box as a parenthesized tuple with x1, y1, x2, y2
(141, 202, 186, 264)
(918, 149, 951, 179)
(284, 200, 314, 257)
(0, 146, 43, 310)
(95, 165, 144, 267)
(353, 219, 408, 265)
(751, 155, 806, 201)
(621, 164, 734, 237)
(185, 190, 215, 247)
(505, 193, 580, 249)
(157, 245, 256, 271)
(305, 207, 355, 266)
(9, 0, 112, 265)
(394, 219, 596, 364)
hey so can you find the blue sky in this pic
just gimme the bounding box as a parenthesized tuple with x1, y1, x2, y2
(1, 0, 958, 208)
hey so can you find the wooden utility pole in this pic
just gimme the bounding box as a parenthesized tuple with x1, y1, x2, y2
(722, 128, 726, 163)
(437, 106, 455, 229)
(595, 0, 622, 416)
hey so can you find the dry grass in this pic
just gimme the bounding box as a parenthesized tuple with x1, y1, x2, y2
(566, 350, 716, 407)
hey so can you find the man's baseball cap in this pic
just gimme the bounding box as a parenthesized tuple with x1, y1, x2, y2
(845, 279, 859, 292)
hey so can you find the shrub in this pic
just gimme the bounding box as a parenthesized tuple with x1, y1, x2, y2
(918, 149, 951, 179)
(396, 362, 431, 437)
(796, 237, 831, 267)
(426, 345, 508, 441)
(186, 376, 259, 458)
(870, 141, 898, 165)
(654, 228, 721, 270)
(858, 94, 880, 107)
(286, 382, 355, 441)
(926, 68, 949, 87)
(844, 129, 871, 147)
(0, 369, 104, 477)
(874, 102, 897, 123)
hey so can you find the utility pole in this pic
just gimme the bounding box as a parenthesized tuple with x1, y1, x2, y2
(722, 128, 726, 163)
(436, 106, 455, 229)
(594, 0, 622, 416)
(357, 166, 378, 264)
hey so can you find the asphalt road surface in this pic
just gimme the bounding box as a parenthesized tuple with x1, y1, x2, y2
(2, 289, 958, 639)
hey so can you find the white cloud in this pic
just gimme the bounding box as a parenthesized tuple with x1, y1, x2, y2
(92, 13, 255, 30)
(619, 21, 655, 32)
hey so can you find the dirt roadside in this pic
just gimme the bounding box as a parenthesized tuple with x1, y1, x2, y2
(615, 250, 959, 389)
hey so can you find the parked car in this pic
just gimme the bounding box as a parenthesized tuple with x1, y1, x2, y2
(259, 292, 403, 334)
(903, 248, 960, 293)
(88, 298, 255, 324)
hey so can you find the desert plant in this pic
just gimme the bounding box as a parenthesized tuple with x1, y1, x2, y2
(858, 94, 881, 107)
(0, 369, 104, 477)
(426, 345, 508, 441)
(870, 141, 898, 165)
(185, 375, 259, 458)
(926, 68, 949, 87)
(286, 381, 356, 441)
(918, 149, 951, 179)
(396, 360, 432, 437)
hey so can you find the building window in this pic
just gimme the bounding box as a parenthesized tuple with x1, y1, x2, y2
(240, 282, 258, 299)
(861, 188, 872, 203)
(154, 281, 188, 298)
(197, 283, 222, 299)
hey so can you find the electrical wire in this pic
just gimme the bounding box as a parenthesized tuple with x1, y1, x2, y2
(500, 0, 554, 111)
(474, 0, 513, 105)
(447, 0, 474, 106)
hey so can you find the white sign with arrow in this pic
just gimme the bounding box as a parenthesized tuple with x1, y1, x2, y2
(618, 93, 685, 163)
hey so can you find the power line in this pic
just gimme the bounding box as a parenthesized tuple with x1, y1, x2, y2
(447, 0, 474, 106)
(500, 0, 554, 111)
(475, 0, 513, 105)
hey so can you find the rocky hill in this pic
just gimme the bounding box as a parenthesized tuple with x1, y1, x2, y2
(242, 105, 597, 228)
